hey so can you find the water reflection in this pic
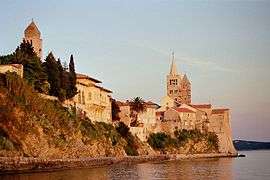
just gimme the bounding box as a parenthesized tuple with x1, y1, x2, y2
(2, 151, 270, 180)
(0, 158, 234, 180)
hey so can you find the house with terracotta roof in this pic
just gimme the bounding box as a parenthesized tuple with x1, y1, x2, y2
(65, 73, 112, 123)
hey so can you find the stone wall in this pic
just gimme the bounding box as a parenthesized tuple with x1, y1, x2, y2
(0, 64, 23, 78)
(209, 110, 237, 154)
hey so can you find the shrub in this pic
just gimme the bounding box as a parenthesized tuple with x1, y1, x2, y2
(147, 132, 172, 150)
(174, 129, 203, 143)
(80, 120, 99, 140)
(207, 132, 219, 149)
(116, 122, 130, 138)
(0, 128, 15, 150)
(124, 144, 138, 156)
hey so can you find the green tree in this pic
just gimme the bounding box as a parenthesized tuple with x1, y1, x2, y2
(0, 40, 47, 92)
(129, 97, 146, 127)
(111, 99, 121, 121)
(66, 55, 77, 99)
(43, 52, 61, 98)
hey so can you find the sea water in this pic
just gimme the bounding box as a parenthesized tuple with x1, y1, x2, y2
(1, 150, 270, 180)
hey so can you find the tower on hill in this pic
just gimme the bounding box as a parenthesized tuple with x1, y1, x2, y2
(166, 52, 191, 104)
(24, 20, 42, 59)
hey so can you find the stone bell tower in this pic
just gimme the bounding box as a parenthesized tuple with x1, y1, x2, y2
(24, 19, 42, 59)
(167, 52, 191, 104)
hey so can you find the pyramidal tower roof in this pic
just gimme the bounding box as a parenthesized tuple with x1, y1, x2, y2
(169, 52, 178, 75)
(24, 20, 41, 37)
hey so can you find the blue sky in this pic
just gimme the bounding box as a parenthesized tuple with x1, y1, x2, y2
(1, 0, 270, 141)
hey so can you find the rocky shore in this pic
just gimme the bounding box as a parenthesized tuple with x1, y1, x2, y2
(0, 153, 237, 174)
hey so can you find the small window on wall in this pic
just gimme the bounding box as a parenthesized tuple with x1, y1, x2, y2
(174, 90, 178, 93)
(82, 91, 85, 105)
(78, 90, 81, 104)
(170, 90, 173, 94)
(88, 92, 92, 101)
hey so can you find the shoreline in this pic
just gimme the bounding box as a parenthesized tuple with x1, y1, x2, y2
(0, 153, 238, 174)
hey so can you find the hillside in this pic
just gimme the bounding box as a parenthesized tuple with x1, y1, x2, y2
(233, 140, 270, 151)
(0, 73, 219, 158)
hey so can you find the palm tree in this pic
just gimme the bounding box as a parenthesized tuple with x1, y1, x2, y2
(129, 97, 146, 127)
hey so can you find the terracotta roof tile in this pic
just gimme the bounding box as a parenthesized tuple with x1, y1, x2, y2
(94, 84, 112, 93)
(190, 104, 212, 109)
(76, 73, 101, 83)
(212, 108, 229, 114)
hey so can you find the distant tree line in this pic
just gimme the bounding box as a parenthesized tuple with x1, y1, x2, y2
(0, 40, 77, 101)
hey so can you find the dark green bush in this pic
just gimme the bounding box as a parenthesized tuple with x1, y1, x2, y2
(148, 130, 219, 151)
(124, 143, 139, 156)
(116, 122, 130, 137)
(147, 132, 172, 150)
(207, 132, 219, 149)
(174, 129, 202, 143)
(0, 128, 15, 150)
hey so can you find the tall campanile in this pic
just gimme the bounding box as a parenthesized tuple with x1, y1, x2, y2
(24, 20, 42, 59)
(166, 52, 191, 104)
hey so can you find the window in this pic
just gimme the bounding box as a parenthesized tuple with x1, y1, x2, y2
(169, 79, 178, 85)
(170, 90, 173, 94)
(88, 92, 92, 101)
(82, 91, 85, 105)
(174, 90, 178, 93)
(78, 90, 81, 104)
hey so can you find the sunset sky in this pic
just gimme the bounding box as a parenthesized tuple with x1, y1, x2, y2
(1, 1, 270, 141)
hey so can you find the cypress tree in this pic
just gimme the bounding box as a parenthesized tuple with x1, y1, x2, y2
(43, 52, 61, 98)
(67, 54, 77, 99)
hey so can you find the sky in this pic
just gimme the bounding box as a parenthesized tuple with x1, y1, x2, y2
(0, 0, 270, 141)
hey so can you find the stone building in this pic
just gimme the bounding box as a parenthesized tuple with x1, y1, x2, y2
(0, 64, 23, 78)
(157, 103, 209, 136)
(117, 100, 160, 141)
(167, 52, 191, 104)
(24, 20, 42, 59)
(65, 73, 112, 123)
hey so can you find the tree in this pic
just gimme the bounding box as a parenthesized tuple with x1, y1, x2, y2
(111, 99, 121, 121)
(0, 40, 47, 92)
(66, 54, 77, 99)
(43, 52, 61, 98)
(129, 97, 146, 127)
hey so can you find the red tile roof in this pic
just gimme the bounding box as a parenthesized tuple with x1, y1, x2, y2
(190, 104, 212, 109)
(174, 108, 195, 113)
(212, 108, 229, 114)
(94, 84, 112, 93)
(76, 73, 101, 83)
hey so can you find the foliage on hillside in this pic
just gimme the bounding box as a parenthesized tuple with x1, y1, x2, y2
(148, 130, 219, 154)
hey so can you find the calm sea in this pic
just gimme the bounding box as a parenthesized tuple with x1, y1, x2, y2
(1, 150, 270, 180)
